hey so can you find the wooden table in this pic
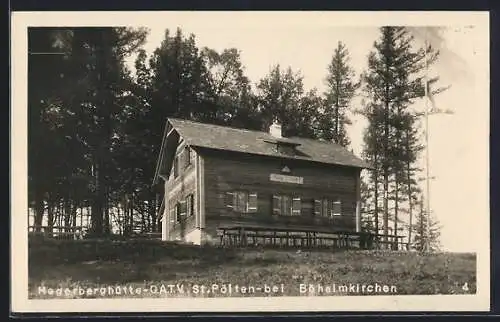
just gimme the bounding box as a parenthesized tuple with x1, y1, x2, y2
(217, 224, 406, 250)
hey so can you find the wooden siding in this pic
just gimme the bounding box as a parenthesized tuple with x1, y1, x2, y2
(165, 141, 199, 241)
(201, 149, 361, 240)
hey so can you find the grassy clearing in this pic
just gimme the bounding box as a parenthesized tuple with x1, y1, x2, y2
(28, 238, 476, 299)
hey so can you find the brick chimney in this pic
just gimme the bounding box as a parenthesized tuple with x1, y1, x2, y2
(269, 120, 282, 138)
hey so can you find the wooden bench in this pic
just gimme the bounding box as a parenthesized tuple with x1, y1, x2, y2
(217, 226, 406, 250)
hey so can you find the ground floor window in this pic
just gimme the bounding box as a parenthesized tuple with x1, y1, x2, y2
(314, 198, 342, 217)
(226, 191, 258, 213)
(171, 194, 195, 224)
(331, 199, 342, 216)
(186, 194, 194, 217)
(172, 201, 185, 224)
(273, 195, 301, 216)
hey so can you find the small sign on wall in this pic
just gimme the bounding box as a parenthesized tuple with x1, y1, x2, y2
(270, 173, 304, 184)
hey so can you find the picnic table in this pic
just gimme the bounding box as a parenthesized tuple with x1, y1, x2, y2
(216, 223, 406, 250)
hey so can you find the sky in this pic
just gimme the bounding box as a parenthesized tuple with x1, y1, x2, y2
(122, 13, 488, 253)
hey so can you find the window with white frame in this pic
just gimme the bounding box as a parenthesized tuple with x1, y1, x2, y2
(331, 199, 342, 217)
(273, 194, 301, 216)
(314, 198, 342, 217)
(226, 191, 257, 213)
(172, 202, 180, 223)
(173, 156, 179, 178)
(292, 197, 301, 215)
(171, 200, 186, 224)
(184, 147, 191, 168)
(186, 194, 194, 217)
(179, 200, 186, 222)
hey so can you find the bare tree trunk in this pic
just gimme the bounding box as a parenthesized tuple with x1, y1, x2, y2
(383, 173, 389, 243)
(406, 129, 414, 249)
(141, 202, 147, 232)
(394, 128, 400, 250)
(129, 198, 134, 235)
(34, 198, 44, 232)
(383, 106, 390, 242)
(335, 96, 339, 144)
(156, 193, 162, 232)
(71, 201, 77, 231)
(79, 205, 83, 229)
(47, 200, 55, 237)
(150, 197, 156, 232)
(91, 29, 115, 238)
(394, 178, 399, 250)
(419, 199, 425, 252)
(104, 189, 110, 235)
(373, 156, 379, 235)
(64, 199, 71, 232)
(382, 53, 391, 244)
(123, 196, 130, 236)
(116, 206, 122, 235)
(87, 205, 91, 232)
(91, 160, 104, 236)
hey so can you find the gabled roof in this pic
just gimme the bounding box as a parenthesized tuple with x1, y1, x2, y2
(166, 118, 371, 169)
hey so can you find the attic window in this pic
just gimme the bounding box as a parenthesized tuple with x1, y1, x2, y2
(173, 156, 179, 178)
(277, 143, 296, 155)
(262, 138, 301, 156)
(184, 146, 191, 168)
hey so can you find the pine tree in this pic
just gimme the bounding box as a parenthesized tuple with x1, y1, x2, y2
(77, 27, 147, 236)
(28, 28, 72, 232)
(200, 47, 257, 128)
(256, 65, 320, 138)
(360, 27, 440, 243)
(359, 178, 376, 232)
(412, 196, 441, 252)
(320, 41, 359, 147)
(28, 27, 147, 237)
(148, 28, 209, 124)
(401, 121, 423, 246)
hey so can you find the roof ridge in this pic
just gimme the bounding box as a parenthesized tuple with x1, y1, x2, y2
(168, 117, 271, 136)
(288, 136, 343, 147)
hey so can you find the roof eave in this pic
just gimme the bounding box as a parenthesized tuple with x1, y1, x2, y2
(153, 119, 177, 185)
(190, 145, 371, 170)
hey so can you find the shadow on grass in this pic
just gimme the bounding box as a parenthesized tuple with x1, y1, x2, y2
(28, 238, 241, 284)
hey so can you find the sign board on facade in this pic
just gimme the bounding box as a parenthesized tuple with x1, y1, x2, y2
(269, 173, 304, 184)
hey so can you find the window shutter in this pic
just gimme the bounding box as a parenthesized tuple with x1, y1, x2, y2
(332, 200, 342, 216)
(225, 192, 234, 209)
(170, 207, 176, 224)
(292, 197, 301, 215)
(179, 150, 186, 170)
(184, 147, 191, 168)
(314, 199, 321, 216)
(180, 200, 187, 218)
(173, 157, 179, 178)
(248, 193, 258, 213)
(272, 195, 281, 215)
(186, 195, 193, 217)
(190, 194, 194, 216)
